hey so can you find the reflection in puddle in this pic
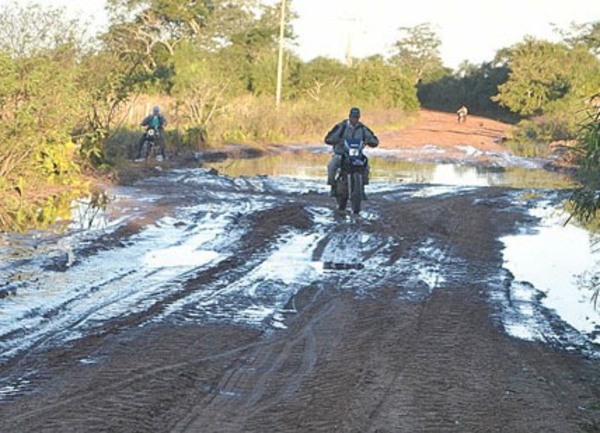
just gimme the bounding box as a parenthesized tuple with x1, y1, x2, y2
(392, 239, 448, 295)
(142, 216, 223, 268)
(205, 149, 574, 189)
(500, 202, 600, 348)
(69, 190, 112, 231)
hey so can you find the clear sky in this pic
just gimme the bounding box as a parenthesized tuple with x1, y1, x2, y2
(5, 0, 600, 69)
(290, 0, 600, 69)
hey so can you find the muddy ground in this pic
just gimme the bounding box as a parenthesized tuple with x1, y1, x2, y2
(1, 111, 599, 432)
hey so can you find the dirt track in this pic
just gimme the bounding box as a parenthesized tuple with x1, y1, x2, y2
(380, 109, 510, 149)
(1, 111, 599, 432)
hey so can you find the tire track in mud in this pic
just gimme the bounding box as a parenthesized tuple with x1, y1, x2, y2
(0, 195, 394, 431)
(345, 214, 494, 431)
(170, 288, 334, 433)
(1, 186, 454, 428)
(330, 189, 585, 432)
(3, 333, 265, 429)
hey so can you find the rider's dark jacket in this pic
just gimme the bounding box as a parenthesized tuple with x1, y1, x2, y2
(324, 119, 379, 154)
(141, 114, 167, 131)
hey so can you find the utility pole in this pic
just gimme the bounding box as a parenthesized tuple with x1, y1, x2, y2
(275, 0, 286, 109)
(341, 16, 357, 67)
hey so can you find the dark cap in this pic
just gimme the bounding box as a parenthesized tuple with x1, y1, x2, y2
(349, 107, 361, 118)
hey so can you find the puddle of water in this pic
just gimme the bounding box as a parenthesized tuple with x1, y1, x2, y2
(0, 196, 269, 362)
(413, 241, 447, 290)
(68, 190, 113, 231)
(142, 216, 223, 268)
(319, 229, 369, 270)
(390, 163, 558, 188)
(153, 230, 326, 328)
(204, 149, 574, 189)
(500, 202, 600, 346)
(0, 190, 128, 280)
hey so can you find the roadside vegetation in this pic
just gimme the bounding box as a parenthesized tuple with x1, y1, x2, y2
(0, 0, 598, 232)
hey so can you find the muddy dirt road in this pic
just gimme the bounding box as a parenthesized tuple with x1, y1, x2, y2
(0, 167, 599, 432)
(1, 111, 600, 432)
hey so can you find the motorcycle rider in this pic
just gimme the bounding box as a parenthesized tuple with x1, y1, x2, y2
(324, 107, 379, 197)
(457, 105, 468, 123)
(135, 105, 168, 159)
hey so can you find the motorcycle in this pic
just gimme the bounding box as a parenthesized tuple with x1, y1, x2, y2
(333, 138, 370, 214)
(140, 127, 160, 161)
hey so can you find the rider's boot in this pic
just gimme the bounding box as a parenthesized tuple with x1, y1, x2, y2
(330, 185, 336, 197)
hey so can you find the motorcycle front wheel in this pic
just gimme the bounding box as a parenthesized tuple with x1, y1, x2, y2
(350, 172, 363, 214)
(143, 141, 155, 161)
(335, 175, 349, 211)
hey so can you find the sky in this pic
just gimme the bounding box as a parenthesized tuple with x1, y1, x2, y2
(5, 0, 600, 69)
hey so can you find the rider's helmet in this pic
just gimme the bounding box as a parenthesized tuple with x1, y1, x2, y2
(152, 106, 160, 115)
(349, 107, 360, 126)
(349, 107, 360, 119)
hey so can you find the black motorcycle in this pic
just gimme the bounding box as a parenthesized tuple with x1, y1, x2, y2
(334, 138, 370, 214)
(140, 127, 159, 161)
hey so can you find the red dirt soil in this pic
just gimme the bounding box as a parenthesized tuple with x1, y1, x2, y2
(379, 109, 512, 152)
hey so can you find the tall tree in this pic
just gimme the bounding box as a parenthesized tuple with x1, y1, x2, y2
(105, 0, 262, 62)
(559, 20, 600, 57)
(170, 42, 232, 128)
(0, 1, 89, 59)
(290, 57, 350, 102)
(389, 23, 444, 85)
(493, 38, 600, 117)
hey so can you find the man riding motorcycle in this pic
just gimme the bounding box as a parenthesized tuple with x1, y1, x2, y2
(324, 107, 379, 198)
(135, 106, 167, 160)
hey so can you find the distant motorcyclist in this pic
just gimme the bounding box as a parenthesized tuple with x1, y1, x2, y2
(324, 107, 379, 197)
(135, 106, 167, 159)
(457, 105, 468, 124)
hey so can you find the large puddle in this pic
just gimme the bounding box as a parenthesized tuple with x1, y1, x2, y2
(205, 148, 574, 189)
(499, 200, 600, 351)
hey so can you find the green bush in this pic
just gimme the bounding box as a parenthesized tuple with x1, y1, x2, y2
(568, 108, 600, 223)
(507, 120, 549, 157)
(103, 128, 140, 162)
(180, 127, 207, 150)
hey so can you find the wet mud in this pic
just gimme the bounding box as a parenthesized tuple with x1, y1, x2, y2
(1, 159, 600, 432)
